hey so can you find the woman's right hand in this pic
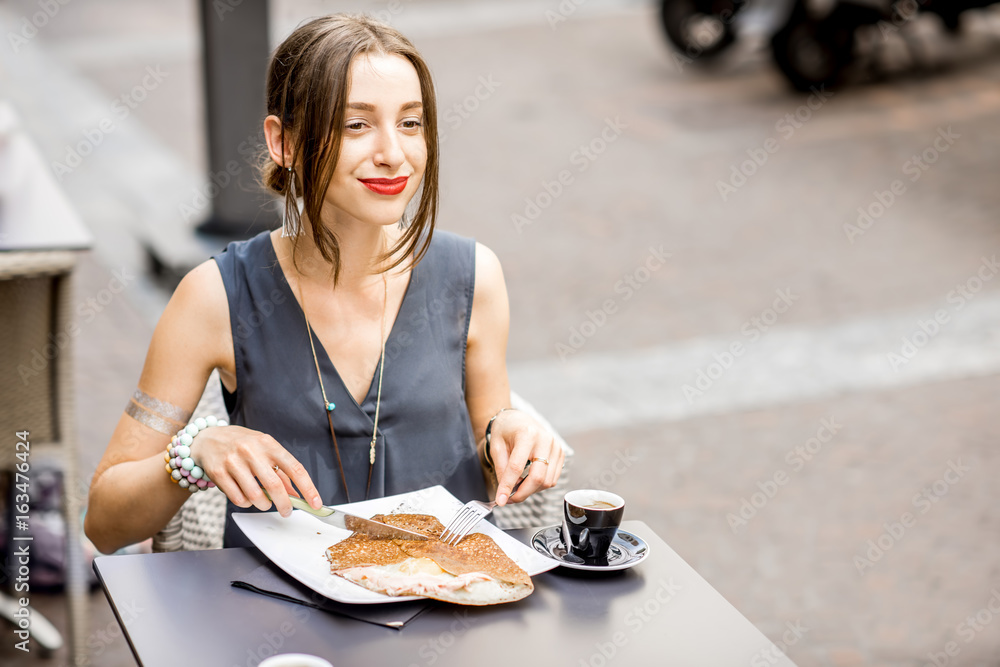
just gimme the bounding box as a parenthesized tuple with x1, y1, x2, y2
(189, 424, 323, 517)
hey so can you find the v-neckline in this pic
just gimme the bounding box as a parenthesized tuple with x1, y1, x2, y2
(266, 232, 417, 415)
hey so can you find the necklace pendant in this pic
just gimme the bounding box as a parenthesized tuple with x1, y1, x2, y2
(369, 441, 376, 465)
(325, 402, 335, 412)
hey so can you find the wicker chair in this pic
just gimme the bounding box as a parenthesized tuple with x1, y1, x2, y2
(0, 251, 87, 657)
(153, 379, 572, 552)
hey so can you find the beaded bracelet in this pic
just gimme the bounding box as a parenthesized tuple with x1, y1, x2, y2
(164, 415, 227, 493)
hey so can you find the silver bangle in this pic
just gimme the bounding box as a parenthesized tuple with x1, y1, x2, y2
(483, 408, 514, 470)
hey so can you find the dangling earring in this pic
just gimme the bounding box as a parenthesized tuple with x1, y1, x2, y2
(281, 165, 303, 238)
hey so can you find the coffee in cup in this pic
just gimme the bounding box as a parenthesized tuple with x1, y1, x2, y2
(562, 489, 625, 566)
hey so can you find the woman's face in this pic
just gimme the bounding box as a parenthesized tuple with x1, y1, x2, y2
(325, 52, 427, 229)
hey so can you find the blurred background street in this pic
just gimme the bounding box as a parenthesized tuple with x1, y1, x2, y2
(2, 0, 1000, 665)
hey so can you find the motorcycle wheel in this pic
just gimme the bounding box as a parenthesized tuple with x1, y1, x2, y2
(660, 0, 737, 62)
(771, 12, 856, 92)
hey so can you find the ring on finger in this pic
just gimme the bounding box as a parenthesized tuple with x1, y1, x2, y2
(531, 457, 549, 465)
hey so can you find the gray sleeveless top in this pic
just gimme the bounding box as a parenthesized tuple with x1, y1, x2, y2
(212, 230, 488, 548)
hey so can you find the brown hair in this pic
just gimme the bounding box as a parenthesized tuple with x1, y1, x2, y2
(259, 13, 438, 283)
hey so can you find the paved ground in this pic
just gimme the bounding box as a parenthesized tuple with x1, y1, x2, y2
(2, 1, 1000, 665)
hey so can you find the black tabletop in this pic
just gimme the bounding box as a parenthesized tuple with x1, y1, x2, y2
(94, 521, 796, 667)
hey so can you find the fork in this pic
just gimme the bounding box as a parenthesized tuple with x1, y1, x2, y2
(439, 473, 527, 546)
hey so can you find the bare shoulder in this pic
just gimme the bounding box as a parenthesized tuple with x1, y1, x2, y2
(175, 258, 229, 311)
(469, 242, 509, 345)
(164, 259, 230, 349)
(143, 258, 232, 389)
(473, 242, 506, 302)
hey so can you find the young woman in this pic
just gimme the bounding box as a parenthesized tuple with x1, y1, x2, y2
(84, 14, 564, 553)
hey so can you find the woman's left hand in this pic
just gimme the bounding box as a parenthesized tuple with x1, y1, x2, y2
(488, 409, 565, 506)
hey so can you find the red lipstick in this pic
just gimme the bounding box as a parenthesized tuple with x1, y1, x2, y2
(358, 176, 408, 196)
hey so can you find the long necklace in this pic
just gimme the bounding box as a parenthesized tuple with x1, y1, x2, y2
(299, 271, 388, 502)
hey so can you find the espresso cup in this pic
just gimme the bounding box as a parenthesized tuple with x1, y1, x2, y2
(561, 489, 625, 566)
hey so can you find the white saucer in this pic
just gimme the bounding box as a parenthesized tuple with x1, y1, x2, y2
(530, 525, 649, 571)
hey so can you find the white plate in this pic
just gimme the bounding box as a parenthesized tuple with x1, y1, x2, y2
(233, 485, 560, 604)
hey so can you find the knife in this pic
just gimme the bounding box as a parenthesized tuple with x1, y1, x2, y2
(267, 491, 431, 541)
